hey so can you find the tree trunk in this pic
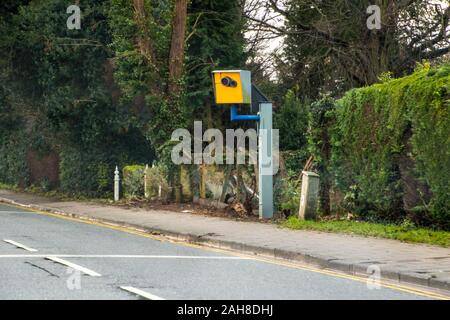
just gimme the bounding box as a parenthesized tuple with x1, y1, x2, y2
(133, 0, 157, 65)
(168, 0, 188, 95)
(132, 0, 161, 96)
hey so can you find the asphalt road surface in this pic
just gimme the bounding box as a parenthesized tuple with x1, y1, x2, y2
(0, 203, 446, 300)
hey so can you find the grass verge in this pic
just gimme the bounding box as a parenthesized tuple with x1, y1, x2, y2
(0, 183, 18, 190)
(282, 216, 450, 247)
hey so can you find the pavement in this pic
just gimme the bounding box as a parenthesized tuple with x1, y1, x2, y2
(0, 189, 449, 295)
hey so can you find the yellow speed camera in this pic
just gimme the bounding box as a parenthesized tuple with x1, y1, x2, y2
(212, 70, 251, 105)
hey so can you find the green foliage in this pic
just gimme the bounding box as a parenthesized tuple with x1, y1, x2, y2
(0, 0, 246, 199)
(406, 64, 450, 228)
(60, 147, 109, 197)
(122, 165, 146, 198)
(185, 0, 245, 110)
(0, 182, 18, 190)
(275, 91, 313, 214)
(307, 96, 336, 214)
(96, 162, 111, 193)
(0, 0, 155, 196)
(282, 150, 308, 174)
(108, 0, 247, 198)
(145, 164, 169, 199)
(0, 87, 28, 186)
(58, 130, 154, 198)
(331, 63, 450, 229)
(108, 0, 187, 157)
(308, 96, 335, 165)
(276, 170, 300, 215)
(0, 131, 29, 186)
(280, 0, 449, 99)
(108, 0, 173, 102)
(283, 216, 450, 247)
(275, 90, 309, 152)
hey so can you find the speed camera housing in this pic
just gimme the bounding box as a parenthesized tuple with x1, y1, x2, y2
(212, 70, 252, 105)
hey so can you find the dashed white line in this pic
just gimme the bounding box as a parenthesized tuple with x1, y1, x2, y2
(120, 286, 166, 300)
(45, 257, 102, 277)
(3, 239, 38, 252)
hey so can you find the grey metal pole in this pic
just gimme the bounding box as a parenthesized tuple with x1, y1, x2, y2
(258, 102, 274, 219)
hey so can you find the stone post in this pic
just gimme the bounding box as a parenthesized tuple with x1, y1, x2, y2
(299, 171, 320, 220)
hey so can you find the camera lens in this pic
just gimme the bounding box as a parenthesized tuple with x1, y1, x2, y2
(221, 77, 237, 87)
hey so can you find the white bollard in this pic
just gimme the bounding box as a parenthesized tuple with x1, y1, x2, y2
(114, 166, 120, 202)
(144, 164, 149, 199)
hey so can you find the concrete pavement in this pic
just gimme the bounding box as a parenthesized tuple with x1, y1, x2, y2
(0, 189, 449, 293)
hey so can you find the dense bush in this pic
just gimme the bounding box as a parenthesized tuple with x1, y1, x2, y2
(0, 132, 29, 187)
(122, 165, 145, 198)
(307, 96, 336, 215)
(0, 1, 156, 196)
(59, 133, 154, 198)
(144, 165, 170, 199)
(276, 170, 301, 216)
(273, 90, 311, 215)
(59, 147, 113, 197)
(275, 90, 309, 153)
(331, 63, 449, 229)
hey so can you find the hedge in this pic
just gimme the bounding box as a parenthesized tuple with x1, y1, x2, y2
(331, 63, 449, 229)
(0, 132, 29, 187)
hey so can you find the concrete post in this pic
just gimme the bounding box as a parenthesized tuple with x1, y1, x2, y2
(114, 166, 120, 202)
(299, 171, 320, 220)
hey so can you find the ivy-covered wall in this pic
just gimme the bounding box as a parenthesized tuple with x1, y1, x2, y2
(331, 64, 449, 229)
(0, 0, 155, 196)
(0, 0, 245, 198)
(0, 131, 29, 187)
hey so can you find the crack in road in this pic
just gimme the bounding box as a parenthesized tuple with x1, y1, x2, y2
(24, 261, 60, 278)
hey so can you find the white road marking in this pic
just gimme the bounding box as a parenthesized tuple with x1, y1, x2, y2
(120, 286, 165, 300)
(3, 239, 38, 252)
(0, 254, 249, 259)
(45, 257, 102, 277)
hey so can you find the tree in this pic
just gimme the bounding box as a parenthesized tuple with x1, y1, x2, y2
(185, 0, 246, 129)
(110, 0, 187, 152)
(184, 0, 247, 199)
(246, 0, 450, 98)
(274, 89, 309, 152)
(169, 0, 188, 95)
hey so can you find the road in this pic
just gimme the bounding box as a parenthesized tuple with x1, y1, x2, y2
(0, 203, 447, 300)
